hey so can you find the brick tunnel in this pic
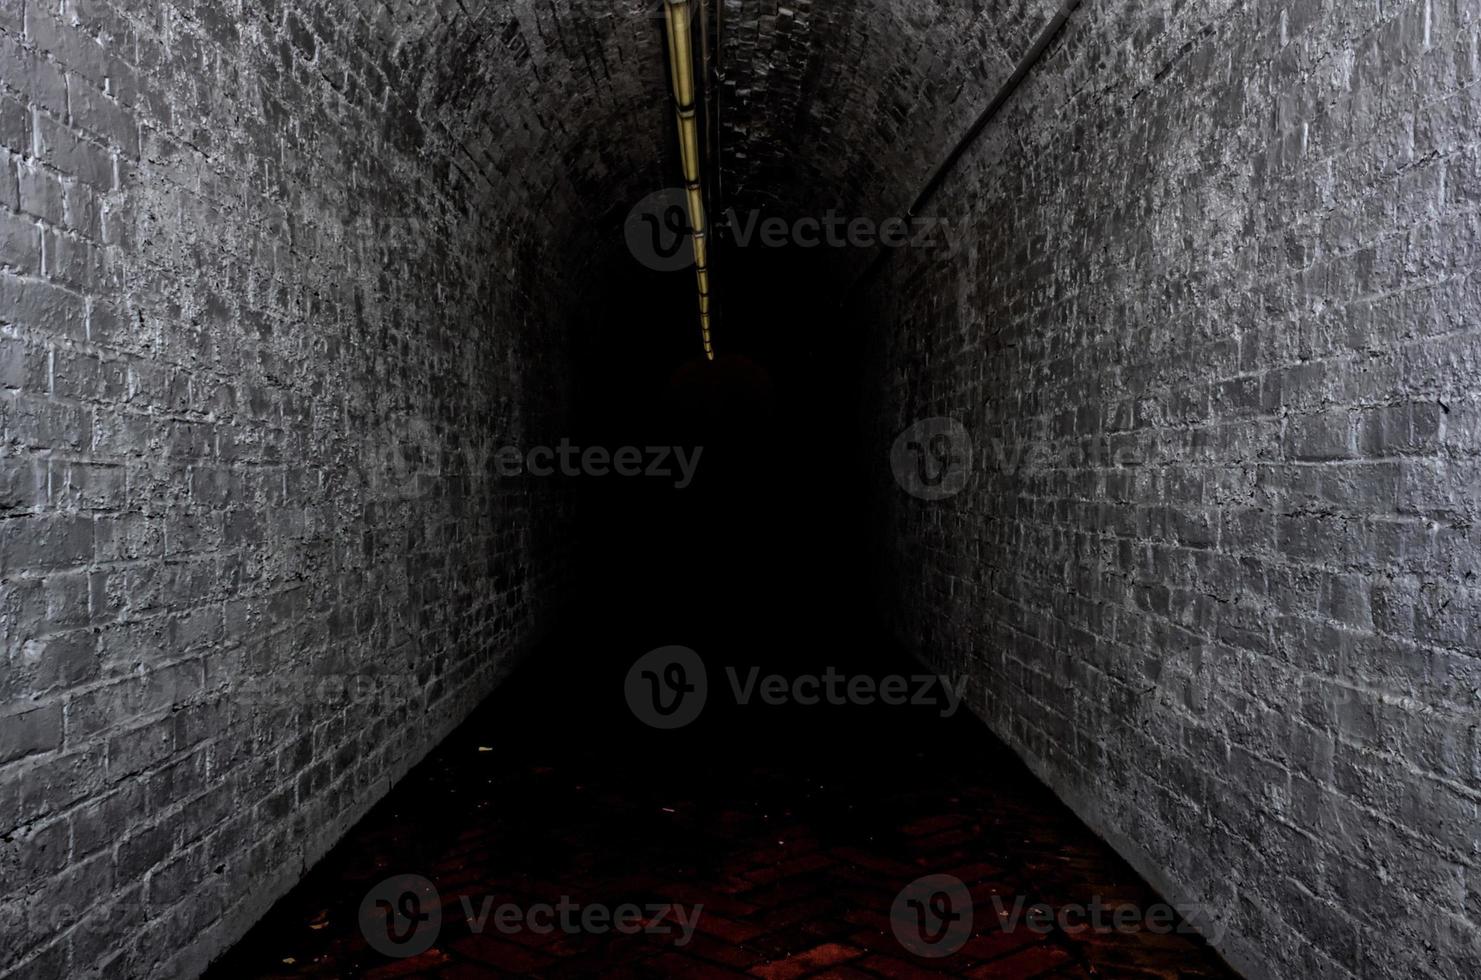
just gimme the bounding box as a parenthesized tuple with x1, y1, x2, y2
(1, 1, 1479, 978)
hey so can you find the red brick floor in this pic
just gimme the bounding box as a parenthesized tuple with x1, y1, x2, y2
(205, 641, 1239, 979)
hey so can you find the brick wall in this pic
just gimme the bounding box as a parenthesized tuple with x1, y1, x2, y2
(862, 0, 1480, 977)
(0, 1, 666, 976)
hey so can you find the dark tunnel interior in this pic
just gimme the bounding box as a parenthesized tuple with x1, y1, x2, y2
(569, 240, 873, 680)
(3, 1, 1479, 978)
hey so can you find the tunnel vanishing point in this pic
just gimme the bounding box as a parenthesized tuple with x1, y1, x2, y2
(1, 1, 1480, 978)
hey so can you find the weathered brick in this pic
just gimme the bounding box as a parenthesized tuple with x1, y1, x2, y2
(0, 703, 62, 764)
(13, 743, 103, 825)
(17, 161, 65, 224)
(41, 228, 105, 290)
(1285, 410, 1355, 461)
(24, 628, 100, 691)
(0, 149, 15, 212)
(69, 84, 139, 158)
(34, 115, 114, 192)
(105, 713, 176, 778)
(0, 0, 588, 935)
(284, 11, 317, 60)
(0, 513, 93, 574)
(0, 92, 27, 154)
(0, 334, 25, 391)
(23, 7, 111, 86)
(0, 266, 86, 335)
(0, 0, 21, 35)
(0, 209, 40, 273)
(115, 814, 179, 881)
(859, 1, 1481, 978)
(0, 36, 67, 116)
(1359, 401, 1445, 456)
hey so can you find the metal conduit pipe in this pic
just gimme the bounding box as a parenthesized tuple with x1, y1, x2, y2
(663, 0, 715, 361)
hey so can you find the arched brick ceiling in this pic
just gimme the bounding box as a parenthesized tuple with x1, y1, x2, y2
(719, 0, 1063, 222)
(358, 0, 1063, 288)
(362, 0, 673, 282)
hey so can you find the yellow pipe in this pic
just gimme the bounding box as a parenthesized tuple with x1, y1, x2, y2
(677, 111, 701, 181)
(664, 0, 714, 361)
(686, 185, 705, 234)
(666, 1, 695, 108)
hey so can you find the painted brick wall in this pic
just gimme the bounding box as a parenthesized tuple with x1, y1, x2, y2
(0, 1, 673, 976)
(862, 0, 1480, 977)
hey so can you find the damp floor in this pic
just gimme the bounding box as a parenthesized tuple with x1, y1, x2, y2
(205, 634, 1239, 980)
